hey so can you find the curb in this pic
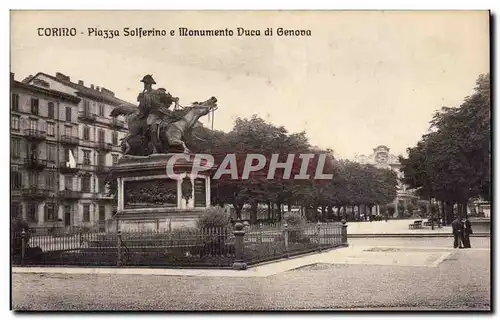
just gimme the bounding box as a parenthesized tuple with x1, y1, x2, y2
(348, 233, 490, 238)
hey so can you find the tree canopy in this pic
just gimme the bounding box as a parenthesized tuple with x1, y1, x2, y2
(399, 73, 491, 219)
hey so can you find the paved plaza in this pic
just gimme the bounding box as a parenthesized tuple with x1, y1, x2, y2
(346, 218, 490, 236)
(12, 237, 490, 311)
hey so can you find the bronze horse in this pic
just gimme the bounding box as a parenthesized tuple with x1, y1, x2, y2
(110, 96, 217, 155)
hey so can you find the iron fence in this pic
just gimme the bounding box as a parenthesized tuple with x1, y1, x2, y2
(12, 222, 347, 269)
(244, 222, 345, 265)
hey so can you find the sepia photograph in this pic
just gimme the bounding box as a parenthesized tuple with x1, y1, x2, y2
(9, 10, 491, 311)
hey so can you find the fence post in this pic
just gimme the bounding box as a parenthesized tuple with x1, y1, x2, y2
(117, 230, 122, 267)
(257, 222, 263, 244)
(341, 219, 348, 245)
(232, 222, 247, 270)
(21, 229, 27, 266)
(284, 222, 289, 258)
(316, 221, 321, 251)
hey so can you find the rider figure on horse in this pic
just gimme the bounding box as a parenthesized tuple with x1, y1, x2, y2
(137, 75, 180, 153)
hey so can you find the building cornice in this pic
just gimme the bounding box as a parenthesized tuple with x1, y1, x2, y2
(12, 80, 81, 104)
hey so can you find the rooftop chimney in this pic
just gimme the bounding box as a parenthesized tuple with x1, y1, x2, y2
(78, 80, 84, 86)
(90, 84, 94, 89)
(55, 72, 70, 81)
(96, 86, 100, 91)
(22, 75, 33, 84)
(101, 87, 115, 97)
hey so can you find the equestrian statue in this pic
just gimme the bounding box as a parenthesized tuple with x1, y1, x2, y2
(110, 74, 218, 156)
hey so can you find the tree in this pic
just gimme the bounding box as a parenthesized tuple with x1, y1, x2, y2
(400, 73, 491, 222)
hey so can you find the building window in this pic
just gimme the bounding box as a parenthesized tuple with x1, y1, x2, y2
(11, 202, 21, 219)
(98, 178, 106, 193)
(31, 98, 39, 115)
(99, 205, 106, 221)
(47, 144, 56, 162)
(112, 132, 118, 145)
(65, 126, 72, 137)
(11, 138, 20, 158)
(64, 148, 70, 162)
(98, 104, 104, 116)
(29, 118, 38, 131)
(65, 175, 73, 190)
(65, 107, 72, 122)
(46, 171, 55, 189)
(83, 204, 90, 222)
(47, 122, 55, 136)
(84, 101, 90, 113)
(81, 175, 91, 193)
(48, 102, 55, 119)
(28, 172, 39, 186)
(64, 205, 71, 226)
(83, 150, 91, 165)
(45, 203, 57, 221)
(11, 166, 22, 189)
(27, 203, 37, 222)
(112, 154, 119, 165)
(83, 127, 90, 141)
(11, 115, 19, 131)
(97, 152, 105, 166)
(11, 94, 19, 112)
(98, 129, 105, 143)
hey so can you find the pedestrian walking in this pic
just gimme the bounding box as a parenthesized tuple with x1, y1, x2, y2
(462, 215, 473, 248)
(451, 216, 464, 249)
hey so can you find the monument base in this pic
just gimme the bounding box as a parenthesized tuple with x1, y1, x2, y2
(111, 153, 212, 231)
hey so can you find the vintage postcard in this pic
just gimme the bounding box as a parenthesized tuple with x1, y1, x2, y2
(10, 10, 491, 311)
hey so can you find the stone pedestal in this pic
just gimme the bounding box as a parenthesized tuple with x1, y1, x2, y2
(111, 153, 212, 231)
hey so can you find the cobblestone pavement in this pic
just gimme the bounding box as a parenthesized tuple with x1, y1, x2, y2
(12, 238, 490, 311)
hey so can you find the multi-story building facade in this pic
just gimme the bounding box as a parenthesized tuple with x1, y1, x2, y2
(354, 145, 418, 218)
(10, 72, 133, 232)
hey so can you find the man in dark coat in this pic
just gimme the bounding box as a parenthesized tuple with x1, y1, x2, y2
(462, 216, 473, 248)
(451, 216, 464, 249)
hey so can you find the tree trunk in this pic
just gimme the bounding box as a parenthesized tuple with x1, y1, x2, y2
(276, 202, 282, 221)
(267, 201, 272, 221)
(250, 200, 258, 225)
(233, 202, 244, 221)
(440, 201, 446, 225)
(321, 206, 326, 222)
(327, 205, 333, 220)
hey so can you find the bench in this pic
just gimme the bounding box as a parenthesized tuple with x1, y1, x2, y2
(408, 220, 423, 229)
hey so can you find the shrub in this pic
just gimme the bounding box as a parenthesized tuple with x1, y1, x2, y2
(284, 212, 307, 227)
(197, 207, 231, 230)
(283, 213, 307, 243)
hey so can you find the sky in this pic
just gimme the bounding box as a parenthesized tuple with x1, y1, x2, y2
(10, 10, 489, 159)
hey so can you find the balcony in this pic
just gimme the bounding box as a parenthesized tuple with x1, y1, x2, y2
(95, 165, 111, 175)
(21, 187, 50, 199)
(59, 162, 79, 174)
(96, 141, 113, 152)
(95, 193, 114, 201)
(111, 118, 125, 129)
(24, 129, 46, 141)
(78, 111, 97, 122)
(60, 135, 79, 146)
(58, 189, 82, 200)
(24, 157, 47, 170)
(78, 162, 94, 171)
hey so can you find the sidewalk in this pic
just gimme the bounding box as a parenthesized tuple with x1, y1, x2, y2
(345, 219, 489, 237)
(12, 242, 489, 278)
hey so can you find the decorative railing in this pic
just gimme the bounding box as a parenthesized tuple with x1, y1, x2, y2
(24, 158, 47, 170)
(78, 112, 97, 122)
(60, 135, 79, 145)
(24, 129, 46, 141)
